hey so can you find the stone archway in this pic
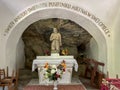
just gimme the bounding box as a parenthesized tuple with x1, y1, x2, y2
(3, 6, 111, 75)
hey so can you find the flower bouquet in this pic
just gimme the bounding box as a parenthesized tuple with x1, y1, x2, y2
(43, 60, 66, 90)
(61, 48, 68, 55)
(43, 60, 66, 81)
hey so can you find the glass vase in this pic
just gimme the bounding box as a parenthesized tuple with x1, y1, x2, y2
(53, 80, 58, 90)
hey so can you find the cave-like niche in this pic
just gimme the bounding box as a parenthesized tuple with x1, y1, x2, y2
(22, 18, 92, 69)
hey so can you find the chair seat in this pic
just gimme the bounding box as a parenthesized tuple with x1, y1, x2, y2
(1, 78, 12, 83)
(0, 67, 19, 90)
(5, 76, 16, 80)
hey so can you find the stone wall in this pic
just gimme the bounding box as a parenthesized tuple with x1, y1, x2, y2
(22, 18, 92, 69)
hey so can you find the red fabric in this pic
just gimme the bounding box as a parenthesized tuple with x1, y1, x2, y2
(101, 78, 120, 90)
(24, 85, 85, 90)
(100, 84, 109, 90)
(106, 78, 120, 89)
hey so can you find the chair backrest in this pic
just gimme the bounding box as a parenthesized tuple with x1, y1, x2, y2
(14, 69, 19, 86)
(6, 66, 8, 77)
(6, 66, 15, 78)
(0, 69, 5, 81)
(11, 70, 15, 80)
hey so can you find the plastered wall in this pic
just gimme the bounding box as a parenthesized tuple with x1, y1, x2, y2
(0, 0, 120, 77)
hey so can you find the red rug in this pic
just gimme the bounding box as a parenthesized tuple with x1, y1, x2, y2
(23, 84, 85, 90)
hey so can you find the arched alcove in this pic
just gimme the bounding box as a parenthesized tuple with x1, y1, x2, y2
(4, 8, 108, 74)
(19, 18, 93, 69)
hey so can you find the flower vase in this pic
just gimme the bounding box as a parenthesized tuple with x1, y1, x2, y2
(53, 81, 58, 90)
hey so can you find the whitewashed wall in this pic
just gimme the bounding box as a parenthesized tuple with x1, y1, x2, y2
(86, 38, 98, 61)
(16, 38, 25, 69)
(0, 0, 120, 77)
(113, 7, 120, 77)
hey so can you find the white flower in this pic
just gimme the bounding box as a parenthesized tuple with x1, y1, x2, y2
(45, 71, 48, 74)
(51, 69, 56, 74)
(52, 65, 57, 69)
(56, 69, 61, 75)
(44, 74, 48, 79)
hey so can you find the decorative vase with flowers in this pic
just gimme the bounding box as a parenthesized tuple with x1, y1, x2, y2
(43, 60, 66, 90)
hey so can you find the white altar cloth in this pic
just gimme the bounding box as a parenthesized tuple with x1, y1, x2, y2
(32, 55, 78, 84)
(32, 57, 78, 72)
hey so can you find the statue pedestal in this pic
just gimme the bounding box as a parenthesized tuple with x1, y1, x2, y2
(51, 53, 59, 56)
(32, 55, 78, 84)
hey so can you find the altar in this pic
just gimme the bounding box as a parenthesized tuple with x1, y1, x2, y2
(32, 55, 78, 84)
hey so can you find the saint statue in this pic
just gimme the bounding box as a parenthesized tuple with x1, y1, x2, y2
(50, 28, 62, 53)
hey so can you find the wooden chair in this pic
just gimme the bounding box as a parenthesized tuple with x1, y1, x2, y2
(0, 68, 18, 90)
(0, 69, 5, 90)
(0, 69, 5, 79)
(5, 66, 19, 89)
(84, 58, 92, 78)
(84, 59, 105, 87)
(13, 69, 19, 89)
(0, 68, 13, 90)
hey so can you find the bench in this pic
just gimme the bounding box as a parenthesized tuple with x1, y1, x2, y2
(84, 59, 105, 87)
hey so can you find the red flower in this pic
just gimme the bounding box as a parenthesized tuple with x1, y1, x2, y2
(44, 50, 49, 55)
(56, 74, 60, 78)
(63, 68, 65, 72)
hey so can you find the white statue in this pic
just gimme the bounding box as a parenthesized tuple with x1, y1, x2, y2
(50, 28, 62, 53)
